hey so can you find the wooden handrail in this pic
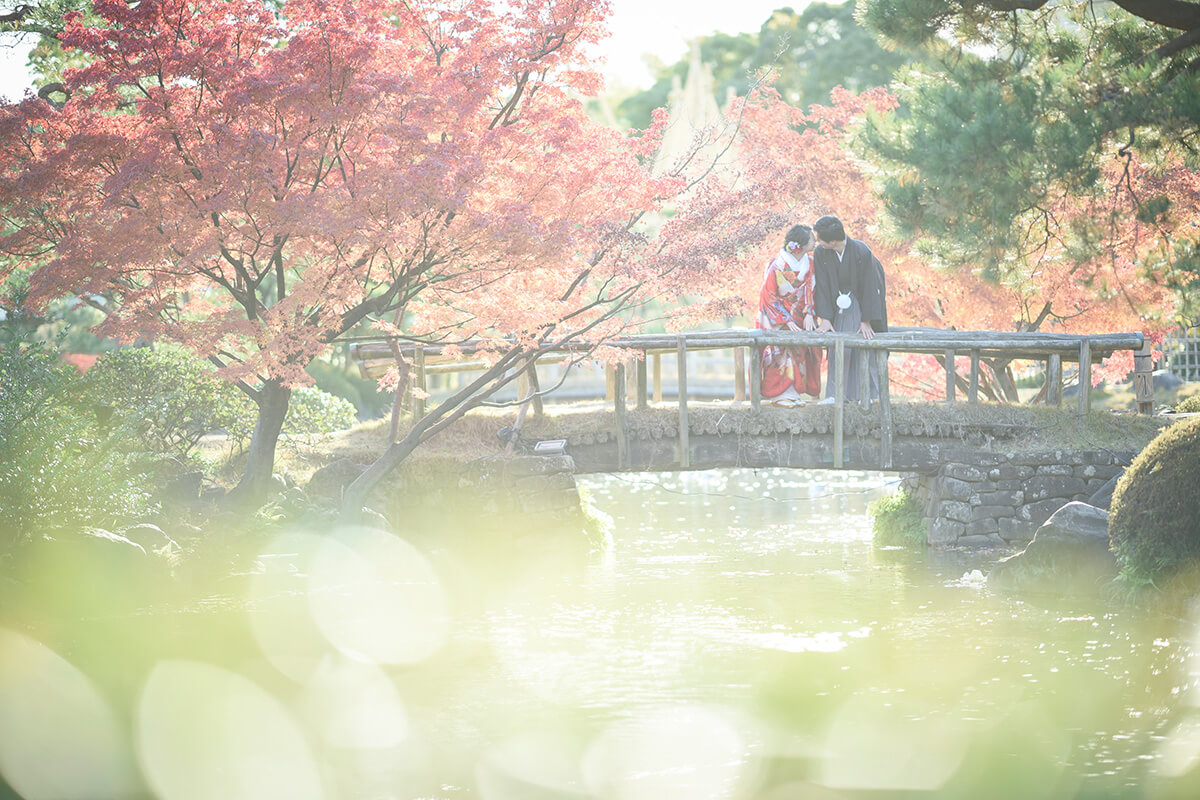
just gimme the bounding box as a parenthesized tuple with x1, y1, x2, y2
(352, 326, 1153, 471)
(351, 327, 1144, 363)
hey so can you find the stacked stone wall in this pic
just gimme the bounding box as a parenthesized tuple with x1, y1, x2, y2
(384, 454, 582, 518)
(912, 450, 1129, 547)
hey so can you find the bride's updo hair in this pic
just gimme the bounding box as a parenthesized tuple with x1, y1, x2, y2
(784, 224, 813, 252)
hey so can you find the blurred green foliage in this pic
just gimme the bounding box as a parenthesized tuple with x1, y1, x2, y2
(84, 345, 254, 458)
(1174, 394, 1200, 413)
(616, 2, 912, 129)
(0, 336, 156, 548)
(858, 0, 1200, 316)
(1110, 416, 1200, 587)
(283, 385, 358, 435)
(306, 346, 391, 418)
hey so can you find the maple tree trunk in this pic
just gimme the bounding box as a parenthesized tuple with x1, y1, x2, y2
(229, 380, 292, 507)
(338, 350, 529, 522)
(339, 433, 423, 523)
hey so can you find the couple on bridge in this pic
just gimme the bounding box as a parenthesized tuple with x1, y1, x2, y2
(756, 216, 889, 407)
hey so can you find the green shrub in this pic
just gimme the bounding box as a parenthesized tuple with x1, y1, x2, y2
(283, 385, 358, 435)
(1174, 394, 1200, 414)
(869, 487, 926, 547)
(0, 338, 156, 548)
(307, 353, 391, 417)
(84, 345, 254, 457)
(1109, 416, 1200, 586)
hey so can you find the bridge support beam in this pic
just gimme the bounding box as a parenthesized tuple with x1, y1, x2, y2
(968, 350, 980, 404)
(833, 337, 845, 468)
(1078, 338, 1091, 415)
(636, 354, 648, 410)
(750, 346, 761, 412)
(1134, 343, 1154, 415)
(858, 346, 871, 412)
(878, 349, 892, 469)
(412, 348, 426, 422)
(614, 363, 628, 469)
(734, 347, 746, 402)
(944, 348, 956, 404)
(386, 339, 410, 445)
(677, 339, 689, 469)
(517, 361, 543, 419)
(1047, 354, 1062, 407)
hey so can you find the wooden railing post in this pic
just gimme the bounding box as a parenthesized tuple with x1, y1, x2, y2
(878, 349, 892, 469)
(968, 350, 980, 404)
(677, 339, 689, 469)
(386, 340, 410, 444)
(734, 347, 747, 402)
(750, 345, 762, 412)
(1134, 342, 1154, 415)
(653, 353, 663, 403)
(858, 343, 871, 411)
(1078, 338, 1092, 415)
(636, 353, 648, 410)
(506, 359, 539, 455)
(615, 362, 628, 469)
(944, 348, 956, 404)
(1047, 354, 1062, 406)
(517, 367, 530, 408)
(350, 330, 1149, 443)
(413, 348, 426, 422)
(834, 336, 846, 468)
(527, 362, 543, 418)
(516, 359, 543, 419)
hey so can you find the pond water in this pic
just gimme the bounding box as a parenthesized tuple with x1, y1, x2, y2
(3, 469, 1200, 800)
(384, 469, 1200, 798)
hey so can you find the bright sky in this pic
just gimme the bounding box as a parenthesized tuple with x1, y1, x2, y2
(0, 1, 804, 101)
(601, 0, 803, 89)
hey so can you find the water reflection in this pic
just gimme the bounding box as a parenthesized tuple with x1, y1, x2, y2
(3, 468, 1200, 798)
(410, 468, 1200, 797)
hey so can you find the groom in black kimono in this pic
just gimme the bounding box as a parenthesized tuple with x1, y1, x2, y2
(812, 215, 888, 402)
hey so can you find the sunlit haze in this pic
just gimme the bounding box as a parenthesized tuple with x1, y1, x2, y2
(0, 1, 804, 101)
(600, 0, 804, 89)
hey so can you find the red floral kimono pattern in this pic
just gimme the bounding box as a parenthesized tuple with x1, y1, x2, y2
(756, 250, 821, 398)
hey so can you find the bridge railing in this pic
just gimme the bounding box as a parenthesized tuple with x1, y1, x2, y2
(349, 328, 1151, 469)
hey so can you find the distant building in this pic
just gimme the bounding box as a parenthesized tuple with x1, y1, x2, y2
(653, 41, 738, 178)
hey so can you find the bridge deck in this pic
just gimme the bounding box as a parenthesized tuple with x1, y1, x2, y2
(505, 401, 1161, 474)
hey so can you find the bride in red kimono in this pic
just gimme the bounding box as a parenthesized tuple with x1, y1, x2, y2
(756, 224, 821, 406)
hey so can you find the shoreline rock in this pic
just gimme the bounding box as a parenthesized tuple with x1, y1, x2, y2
(987, 502, 1117, 596)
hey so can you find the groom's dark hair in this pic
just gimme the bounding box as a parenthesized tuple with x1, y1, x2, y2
(814, 215, 846, 243)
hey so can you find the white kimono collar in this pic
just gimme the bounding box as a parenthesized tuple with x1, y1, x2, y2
(778, 248, 811, 278)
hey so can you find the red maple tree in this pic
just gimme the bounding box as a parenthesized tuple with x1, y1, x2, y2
(0, 0, 793, 506)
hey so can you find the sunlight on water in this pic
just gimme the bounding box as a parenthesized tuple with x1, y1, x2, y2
(819, 695, 968, 790)
(580, 705, 755, 800)
(248, 530, 337, 683)
(308, 525, 449, 665)
(298, 656, 410, 750)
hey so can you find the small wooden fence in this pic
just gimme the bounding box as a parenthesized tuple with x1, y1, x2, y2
(1163, 332, 1200, 383)
(351, 328, 1150, 470)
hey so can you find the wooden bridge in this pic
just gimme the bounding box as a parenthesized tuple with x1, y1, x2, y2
(351, 328, 1153, 473)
